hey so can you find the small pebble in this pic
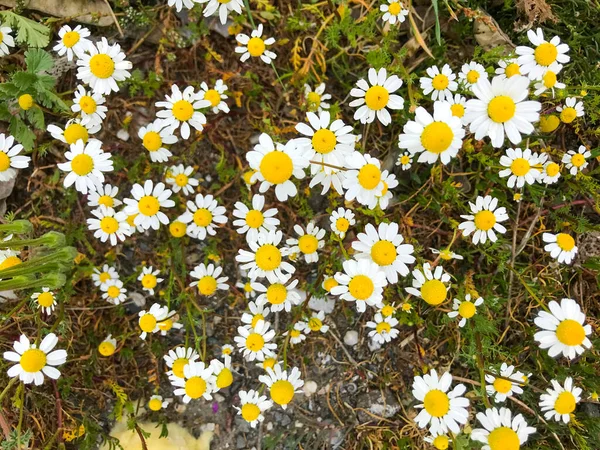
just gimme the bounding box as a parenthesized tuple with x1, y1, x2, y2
(116, 129, 130, 141)
(344, 330, 359, 346)
(303, 380, 318, 397)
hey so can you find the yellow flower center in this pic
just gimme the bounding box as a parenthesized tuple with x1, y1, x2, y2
(371, 240, 397, 266)
(554, 391, 576, 415)
(243, 170, 256, 185)
(290, 329, 301, 338)
(20, 349, 47, 373)
(534, 42, 558, 66)
(170, 221, 187, 238)
(420, 279, 447, 305)
(271, 379, 295, 405)
(298, 234, 319, 254)
(193, 208, 213, 227)
(510, 157, 531, 177)
(357, 163, 382, 190)
(143, 131, 163, 152)
(37, 292, 55, 307)
(174, 174, 189, 187)
(243, 282, 253, 293)
(247, 37, 266, 57)
(364, 86, 389, 110)
(79, 95, 97, 114)
(308, 317, 323, 331)
(493, 378, 513, 394)
(335, 217, 350, 233)
(171, 358, 188, 378)
(241, 403, 261, 422)
(439, 250, 453, 260)
(560, 107, 577, 124)
(543, 71, 557, 88)
(432, 435, 449, 450)
(255, 244, 282, 271)
(139, 314, 157, 332)
(379, 181, 389, 197)
(423, 389, 449, 417)
(148, 398, 163, 411)
(556, 233, 575, 251)
(260, 151, 294, 184)
(138, 196, 160, 216)
(488, 95, 516, 123)
(388, 1, 401, 15)
(545, 162, 560, 177)
(126, 214, 137, 226)
(71, 154, 94, 176)
(246, 333, 265, 351)
(0, 152, 10, 172)
(0, 256, 21, 270)
(216, 368, 233, 388)
(381, 305, 394, 317)
(204, 89, 221, 107)
(100, 217, 119, 234)
(245, 210, 264, 228)
(348, 274, 374, 300)
(466, 70, 480, 84)
(458, 301, 476, 319)
(18, 94, 34, 110)
(505, 63, 521, 78)
(488, 427, 520, 450)
(158, 319, 173, 331)
(141, 273, 157, 289)
(89, 54, 115, 79)
(307, 91, 321, 110)
(185, 377, 207, 399)
(376, 321, 391, 334)
(311, 128, 337, 154)
(421, 122, 454, 154)
(450, 103, 464, 118)
(474, 210, 496, 231)
(63, 123, 89, 145)
(107, 285, 120, 299)
(570, 153, 585, 167)
(98, 341, 115, 356)
(251, 314, 265, 328)
(197, 276, 217, 296)
(555, 319, 585, 346)
(432, 74, 449, 91)
(62, 31, 80, 48)
(98, 195, 114, 207)
(172, 100, 194, 122)
(267, 283, 287, 304)
(402, 303, 412, 312)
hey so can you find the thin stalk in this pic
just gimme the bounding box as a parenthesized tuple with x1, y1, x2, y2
(473, 326, 491, 408)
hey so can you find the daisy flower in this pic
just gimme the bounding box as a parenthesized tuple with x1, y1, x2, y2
(236, 389, 272, 428)
(221, 344, 234, 357)
(165, 164, 199, 195)
(138, 120, 177, 162)
(557, 97, 584, 124)
(254, 278, 302, 312)
(168, 0, 197, 11)
(430, 248, 463, 261)
(31, 288, 57, 315)
(420, 64, 458, 102)
(542, 232, 578, 264)
(241, 301, 271, 329)
(458, 61, 487, 89)
(396, 152, 412, 170)
(202, 0, 243, 25)
(498, 147, 541, 188)
(86, 206, 131, 246)
(71, 85, 107, 127)
(147, 395, 170, 411)
(349, 67, 404, 125)
(76, 37, 132, 95)
(259, 364, 304, 410)
(286, 223, 326, 264)
(0, 133, 30, 182)
(447, 294, 483, 327)
(235, 24, 276, 64)
(123, 180, 175, 231)
(246, 133, 308, 202)
(179, 193, 228, 240)
(232, 194, 280, 243)
(158, 311, 183, 335)
(539, 377, 582, 424)
(164, 346, 200, 379)
(0, 26, 15, 56)
(189, 263, 229, 296)
(375, 171, 398, 210)
(562, 145, 590, 175)
(171, 361, 216, 403)
(398, 103, 465, 165)
(198, 80, 229, 114)
(485, 363, 526, 403)
(516, 27, 570, 80)
(210, 355, 234, 390)
(464, 75, 541, 148)
(137, 266, 163, 295)
(342, 152, 385, 208)
(458, 195, 509, 245)
(236, 229, 295, 283)
(533, 63, 565, 97)
(88, 184, 122, 208)
(405, 263, 451, 306)
(304, 83, 331, 112)
(366, 313, 399, 344)
(3, 333, 67, 385)
(331, 259, 387, 312)
(236, 276, 257, 299)
(286, 323, 307, 345)
(48, 118, 99, 146)
(101, 278, 127, 305)
(304, 311, 329, 334)
(380, 0, 408, 25)
(155, 85, 210, 139)
(424, 432, 452, 450)
(495, 58, 522, 79)
(471, 407, 536, 449)
(330, 207, 355, 239)
(235, 320, 277, 361)
(98, 334, 117, 357)
(536, 153, 561, 185)
(352, 222, 415, 283)
(58, 139, 113, 194)
(533, 298, 593, 360)
(379, 303, 397, 317)
(92, 264, 119, 287)
(138, 303, 169, 340)
(322, 275, 339, 294)
(412, 370, 469, 434)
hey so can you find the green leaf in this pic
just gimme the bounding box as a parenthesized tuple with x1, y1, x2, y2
(35, 75, 56, 90)
(0, 82, 19, 97)
(26, 107, 45, 130)
(12, 72, 37, 91)
(431, 0, 442, 46)
(9, 116, 36, 150)
(25, 49, 54, 73)
(0, 11, 50, 48)
(36, 88, 69, 111)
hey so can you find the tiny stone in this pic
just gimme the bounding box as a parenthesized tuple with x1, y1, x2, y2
(129, 292, 146, 307)
(116, 129, 130, 141)
(214, 393, 225, 403)
(294, 421, 303, 428)
(343, 330, 359, 346)
(266, 422, 273, 431)
(303, 380, 318, 397)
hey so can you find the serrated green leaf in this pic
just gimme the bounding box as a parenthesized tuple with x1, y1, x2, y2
(25, 49, 54, 73)
(12, 72, 37, 91)
(26, 107, 45, 130)
(36, 88, 68, 111)
(35, 75, 56, 90)
(9, 116, 36, 150)
(0, 104, 11, 121)
(0, 82, 19, 97)
(0, 11, 50, 48)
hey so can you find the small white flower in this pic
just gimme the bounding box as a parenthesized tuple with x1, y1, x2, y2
(179, 193, 228, 240)
(0, 26, 15, 57)
(155, 85, 210, 139)
(349, 67, 404, 125)
(232, 194, 280, 243)
(98, 334, 118, 356)
(236, 230, 295, 283)
(536, 152, 561, 185)
(123, 180, 175, 231)
(165, 164, 199, 195)
(562, 145, 590, 175)
(458, 61, 487, 89)
(71, 85, 107, 127)
(253, 278, 302, 313)
(58, 140, 113, 194)
(76, 37, 132, 95)
(87, 184, 122, 208)
(101, 278, 127, 305)
(471, 407, 536, 448)
(430, 248, 463, 261)
(139, 120, 178, 162)
(258, 364, 304, 409)
(304, 311, 329, 334)
(235, 390, 273, 428)
(171, 361, 216, 403)
(330, 207, 355, 239)
(92, 264, 119, 288)
(164, 346, 200, 380)
(485, 363, 526, 402)
(458, 195, 509, 245)
(210, 355, 234, 389)
(447, 294, 483, 327)
(516, 27, 570, 80)
(147, 395, 170, 411)
(198, 80, 229, 114)
(380, 0, 408, 25)
(396, 152, 412, 170)
(542, 232, 578, 264)
(533, 63, 565, 97)
(189, 263, 229, 296)
(241, 301, 271, 329)
(342, 152, 385, 208)
(420, 64, 458, 102)
(235, 24, 276, 64)
(137, 266, 163, 296)
(138, 303, 170, 340)
(495, 58, 522, 79)
(31, 288, 57, 315)
(87, 206, 131, 246)
(331, 259, 387, 312)
(539, 377, 582, 424)
(0, 133, 30, 182)
(366, 313, 399, 344)
(48, 118, 100, 146)
(376, 171, 397, 210)
(498, 147, 541, 188)
(286, 223, 326, 264)
(304, 83, 331, 112)
(234, 320, 277, 361)
(201, 0, 244, 25)
(557, 97, 584, 124)
(405, 263, 451, 306)
(286, 322, 307, 345)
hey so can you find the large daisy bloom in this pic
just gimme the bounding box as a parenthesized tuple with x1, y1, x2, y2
(198, 80, 230, 114)
(232, 194, 280, 243)
(349, 67, 404, 125)
(180, 193, 228, 240)
(88, 184, 122, 209)
(352, 222, 415, 283)
(58, 139, 113, 194)
(458, 195, 509, 245)
(101, 278, 127, 305)
(53, 25, 92, 61)
(171, 361, 216, 403)
(366, 313, 399, 344)
(557, 97, 584, 124)
(286, 223, 326, 264)
(235, 320, 277, 361)
(3, 333, 67, 385)
(412, 370, 469, 434)
(304, 83, 331, 113)
(31, 288, 57, 315)
(164, 346, 200, 380)
(330, 207, 355, 239)
(72, 85, 107, 127)
(236, 229, 295, 283)
(235, 25, 276, 64)
(258, 364, 304, 410)
(405, 263, 451, 306)
(123, 180, 175, 231)
(539, 377, 582, 424)
(398, 102, 465, 165)
(165, 164, 199, 195)
(533, 298, 592, 360)
(458, 61, 487, 89)
(138, 120, 177, 162)
(87, 205, 131, 246)
(447, 294, 483, 328)
(331, 259, 387, 312)
(380, 0, 408, 25)
(342, 152, 385, 208)
(156, 85, 210, 139)
(420, 64, 458, 102)
(471, 407, 536, 449)
(247, 133, 308, 202)
(485, 363, 526, 402)
(189, 263, 229, 297)
(201, 0, 243, 25)
(48, 118, 100, 146)
(0, 133, 30, 182)
(138, 303, 169, 340)
(76, 37, 132, 95)
(254, 278, 302, 313)
(0, 26, 15, 56)
(498, 147, 541, 188)
(542, 232, 578, 264)
(516, 28, 570, 80)
(236, 390, 273, 428)
(562, 145, 590, 175)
